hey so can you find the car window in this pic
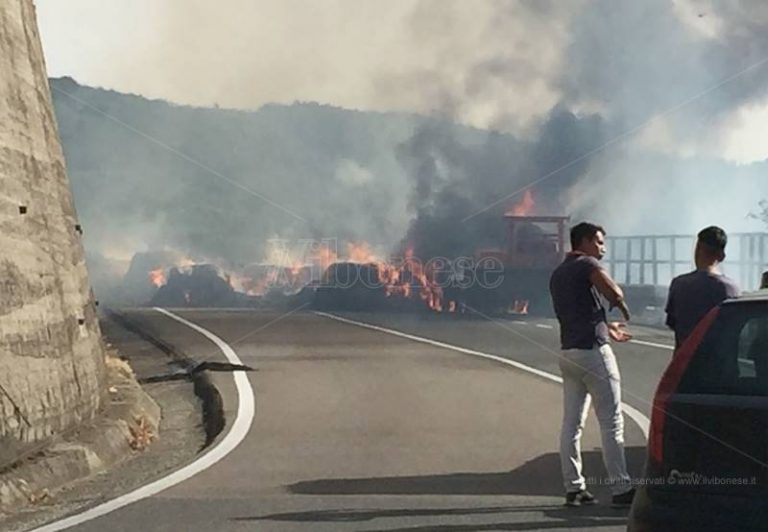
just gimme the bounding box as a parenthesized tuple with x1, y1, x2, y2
(679, 302, 768, 396)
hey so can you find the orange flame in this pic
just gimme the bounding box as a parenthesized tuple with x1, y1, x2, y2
(509, 299, 529, 315)
(149, 268, 166, 287)
(387, 252, 445, 312)
(310, 244, 338, 271)
(177, 257, 196, 271)
(227, 272, 251, 293)
(149, 256, 196, 289)
(507, 189, 535, 216)
(247, 269, 280, 296)
(347, 241, 379, 263)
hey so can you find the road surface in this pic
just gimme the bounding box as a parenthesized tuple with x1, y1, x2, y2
(34, 308, 674, 532)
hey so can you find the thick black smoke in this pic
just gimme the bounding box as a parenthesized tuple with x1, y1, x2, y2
(397, 109, 606, 259)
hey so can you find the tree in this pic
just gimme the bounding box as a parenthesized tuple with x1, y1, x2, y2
(750, 200, 768, 227)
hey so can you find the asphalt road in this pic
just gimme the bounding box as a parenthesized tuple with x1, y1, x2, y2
(37, 308, 674, 532)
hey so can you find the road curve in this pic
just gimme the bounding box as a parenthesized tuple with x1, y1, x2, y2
(37, 309, 653, 532)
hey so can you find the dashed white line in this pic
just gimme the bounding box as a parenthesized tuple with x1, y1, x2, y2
(315, 312, 650, 438)
(630, 339, 674, 351)
(524, 321, 675, 352)
(31, 308, 255, 532)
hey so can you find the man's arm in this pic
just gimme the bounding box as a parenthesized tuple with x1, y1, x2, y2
(589, 267, 631, 321)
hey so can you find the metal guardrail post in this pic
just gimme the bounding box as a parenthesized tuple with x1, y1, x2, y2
(670, 236, 676, 280)
(625, 239, 632, 285)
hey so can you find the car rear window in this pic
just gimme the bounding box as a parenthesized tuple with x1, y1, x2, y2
(678, 301, 768, 396)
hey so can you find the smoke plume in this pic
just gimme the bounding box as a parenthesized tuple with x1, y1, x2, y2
(39, 0, 768, 302)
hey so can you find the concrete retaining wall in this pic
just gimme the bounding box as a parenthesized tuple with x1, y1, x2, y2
(0, 0, 105, 466)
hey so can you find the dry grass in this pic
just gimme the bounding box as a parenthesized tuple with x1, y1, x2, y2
(26, 488, 49, 504)
(105, 354, 134, 379)
(128, 415, 154, 451)
(17, 479, 50, 505)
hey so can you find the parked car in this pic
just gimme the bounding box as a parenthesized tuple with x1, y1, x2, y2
(628, 291, 768, 531)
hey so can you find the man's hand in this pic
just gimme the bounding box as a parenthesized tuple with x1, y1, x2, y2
(609, 322, 633, 342)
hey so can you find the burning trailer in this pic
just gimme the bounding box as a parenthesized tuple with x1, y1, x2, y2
(467, 215, 569, 316)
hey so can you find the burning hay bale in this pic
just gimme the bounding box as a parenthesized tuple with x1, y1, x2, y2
(312, 262, 389, 311)
(150, 265, 253, 307)
(240, 263, 314, 297)
(311, 261, 457, 313)
(120, 250, 179, 305)
(119, 212, 569, 316)
(120, 249, 320, 308)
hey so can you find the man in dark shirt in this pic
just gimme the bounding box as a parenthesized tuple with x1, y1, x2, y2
(550, 222, 635, 508)
(665, 226, 740, 348)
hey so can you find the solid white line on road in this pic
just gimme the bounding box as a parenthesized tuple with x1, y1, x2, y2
(31, 308, 256, 532)
(315, 312, 650, 438)
(535, 324, 554, 329)
(512, 320, 528, 325)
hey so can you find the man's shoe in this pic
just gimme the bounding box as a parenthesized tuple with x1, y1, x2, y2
(611, 487, 636, 508)
(565, 489, 597, 507)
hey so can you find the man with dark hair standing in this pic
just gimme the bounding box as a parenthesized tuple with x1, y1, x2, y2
(665, 226, 740, 348)
(550, 222, 635, 508)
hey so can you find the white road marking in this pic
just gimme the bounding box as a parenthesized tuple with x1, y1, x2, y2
(512, 320, 528, 325)
(519, 320, 675, 352)
(31, 308, 256, 532)
(316, 312, 650, 438)
(630, 339, 674, 351)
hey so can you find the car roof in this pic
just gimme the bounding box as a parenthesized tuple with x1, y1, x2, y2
(723, 289, 768, 304)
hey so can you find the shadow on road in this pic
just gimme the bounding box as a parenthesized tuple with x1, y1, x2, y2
(284, 446, 645, 496)
(232, 504, 629, 530)
(231, 447, 645, 529)
(358, 511, 629, 531)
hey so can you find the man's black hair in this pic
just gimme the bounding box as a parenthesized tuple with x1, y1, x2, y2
(570, 222, 606, 250)
(697, 226, 728, 254)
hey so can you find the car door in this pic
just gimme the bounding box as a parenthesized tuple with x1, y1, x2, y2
(662, 301, 768, 495)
